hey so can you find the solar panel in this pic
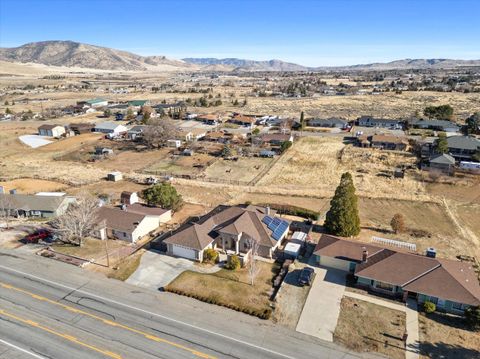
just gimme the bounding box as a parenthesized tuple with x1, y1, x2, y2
(271, 220, 289, 241)
(268, 217, 282, 231)
(262, 216, 273, 226)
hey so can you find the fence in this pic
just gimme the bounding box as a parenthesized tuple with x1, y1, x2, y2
(372, 236, 416, 251)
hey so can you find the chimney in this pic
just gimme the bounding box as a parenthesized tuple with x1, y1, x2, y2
(265, 206, 271, 216)
(362, 247, 368, 263)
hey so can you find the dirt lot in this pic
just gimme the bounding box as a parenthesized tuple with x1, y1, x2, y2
(334, 296, 407, 359)
(258, 136, 428, 201)
(204, 157, 273, 183)
(418, 313, 480, 359)
(145, 153, 215, 177)
(166, 261, 278, 314)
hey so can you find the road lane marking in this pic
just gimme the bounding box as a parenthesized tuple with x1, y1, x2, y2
(0, 281, 217, 359)
(0, 309, 123, 359)
(0, 264, 307, 359)
(0, 338, 47, 359)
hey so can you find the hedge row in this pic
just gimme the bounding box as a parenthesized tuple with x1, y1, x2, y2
(164, 287, 272, 320)
(261, 203, 320, 221)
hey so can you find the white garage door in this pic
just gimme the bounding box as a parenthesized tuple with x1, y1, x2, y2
(172, 245, 197, 260)
(319, 256, 351, 271)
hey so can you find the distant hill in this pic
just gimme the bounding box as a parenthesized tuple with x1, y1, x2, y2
(182, 57, 309, 71)
(0, 41, 193, 71)
(1, 41, 479, 72)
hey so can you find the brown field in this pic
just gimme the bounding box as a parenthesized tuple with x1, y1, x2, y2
(334, 297, 406, 359)
(0, 178, 67, 193)
(145, 153, 215, 176)
(204, 157, 273, 183)
(93, 148, 170, 173)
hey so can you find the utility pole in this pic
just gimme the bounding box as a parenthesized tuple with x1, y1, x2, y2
(104, 238, 110, 268)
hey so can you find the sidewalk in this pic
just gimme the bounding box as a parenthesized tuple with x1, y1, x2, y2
(344, 291, 419, 359)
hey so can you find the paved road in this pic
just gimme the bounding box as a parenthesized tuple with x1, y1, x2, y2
(0, 249, 375, 359)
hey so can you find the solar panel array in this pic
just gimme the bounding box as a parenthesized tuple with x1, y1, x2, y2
(262, 216, 289, 241)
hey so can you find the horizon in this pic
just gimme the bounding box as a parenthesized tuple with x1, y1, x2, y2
(1, 0, 480, 67)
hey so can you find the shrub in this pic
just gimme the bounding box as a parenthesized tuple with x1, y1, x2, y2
(424, 301, 436, 314)
(225, 255, 241, 270)
(203, 248, 219, 264)
(465, 306, 480, 330)
(258, 203, 319, 220)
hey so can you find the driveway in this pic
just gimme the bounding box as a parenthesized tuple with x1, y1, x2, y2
(296, 266, 346, 342)
(127, 251, 195, 290)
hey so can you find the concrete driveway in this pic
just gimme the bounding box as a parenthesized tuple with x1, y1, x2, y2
(296, 266, 346, 342)
(126, 251, 195, 290)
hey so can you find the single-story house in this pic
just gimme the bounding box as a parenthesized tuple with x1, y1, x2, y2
(411, 119, 460, 133)
(94, 206, 159, 243)
(38, 124, 66, 138)
(127, 125, 147, 140)
(154, 102, 187, 117)
(204, 131, 232, 143)
(94, 122, 128, 135)
(0, 193, 76, 218)
(358, 116, 403, 129)
(428, 153, 455, 174)
(314, 235, 480, 315)
(196, 114, 220, 125)
(259, 150, 276, 158)
(162, 205, 289, 262)
(260, 133, 294, 146)
(128, 100, 149, 108)
(69, 123, 94, 135)
(185, 128, 207, 141)
(123, 203, 172, 225)
(445, 136, 480, 161)
(229, 115, 256, 129)
(77, 98, 108, 108)
(358, 134, 408, 150)
(307, 118, 348, 129)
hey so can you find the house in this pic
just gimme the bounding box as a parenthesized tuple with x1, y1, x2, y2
(358, 116, 403, 129)
(120, 191, 139, 205)
(260, 133, 294, 146)
(107, 171, 123, 181)
(123, 203, 172, 225)
(196, 114, 220, 125)
(94, 206, 159, 243)
(127, 100, 149, 108)
(167, 139, 182, 148)
(229, 115, 257, 129)
(411, 119, 460, 133)
(314, 235, 480, 315)
(185, 128, 207, 141)
(162, 205, 289, 262)
(204, 131, 232, 143)
(78, 98, 108, 108)
(428, 153, 456, 174)
(0, 193, 76, 218)
(69, 123, 94, 135)
(259, 150, 276, 158)
(94, 147, 114, 157)
(358, 134, 408, 150)
(154, 102, 187, 117)
(445, 136, 480, 161)
(94, 122, 128, 135)
(127, 125, 146, 140)
(38, 124, 66, 138)
(307, 118, 348, 129)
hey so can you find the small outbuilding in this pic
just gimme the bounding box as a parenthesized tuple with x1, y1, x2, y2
(107, 171, 123, 182)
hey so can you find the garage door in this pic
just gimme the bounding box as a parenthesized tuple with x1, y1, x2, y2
(319, 256, 351, 271)
(172, 245, 197, 260)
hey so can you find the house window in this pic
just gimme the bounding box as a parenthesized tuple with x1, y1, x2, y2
(452, 302, 464, 311)
(375, 281, 394, 291)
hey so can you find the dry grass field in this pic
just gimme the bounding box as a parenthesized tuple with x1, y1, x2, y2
(145, 153, 215, 177)
(204, 157, 273, 183)
(0, 178, 67, 193)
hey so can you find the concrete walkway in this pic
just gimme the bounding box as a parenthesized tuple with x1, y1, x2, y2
(344, 291, 420, 359)
(296, 267, 346, 342)
(127, 250, 220, 290)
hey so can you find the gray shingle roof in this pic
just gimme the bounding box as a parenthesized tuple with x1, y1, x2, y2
(0, 193, 68, 212)
(430, 153, 455, 165)
(447, 136, 480, 151)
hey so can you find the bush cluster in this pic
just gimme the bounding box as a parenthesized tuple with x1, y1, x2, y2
(260, 204, 320, 220)
(423, 301, 436, 314)
(164, 286, 272, 319)
(203, 248, 219, 264)
(224, 255, 241, 270)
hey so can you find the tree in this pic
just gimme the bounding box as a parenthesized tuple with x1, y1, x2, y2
(466, 113, 479, 134)
(232, 98, 239, 106)
(300, 111, 306, 130)
(242, 98, 248, 106)
(324, 172, 361, 237)
(4, 100, 9, 106)
(103, 109, 111, 118)
(221, 144, 232, 158)
(435, 133, 449, 154)
(5, 108, 12, 114)
(280, 141, 292, 153)
(126, 107, 135, 120)
(51, 193, 99, 247)
(465, 306, 480, 330)
(0, 194, 15, 229)
(142, 183, 183, 211)
(141, 105, 153, 121)
(423, 105, 454, 120)
(246, 237, 260, 285)
(251, 127, 260, 136)
(390, 213, 406, 234)
(142, 119, 178, 148)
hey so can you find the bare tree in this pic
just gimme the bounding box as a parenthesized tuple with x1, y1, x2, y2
(51, 192, 99, 247)
(0, 194, 15, 229)
(246, 237, 260, 286)
(142, 119, 179, 148)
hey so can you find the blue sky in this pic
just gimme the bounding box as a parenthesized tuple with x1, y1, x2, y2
(1, 0, 479, 66)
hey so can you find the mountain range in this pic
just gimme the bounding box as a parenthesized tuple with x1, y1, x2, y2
(1, 41, 480, 72)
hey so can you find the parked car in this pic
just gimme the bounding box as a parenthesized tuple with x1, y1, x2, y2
(298, 267, 315, 286)
(23, 229, 52, 244)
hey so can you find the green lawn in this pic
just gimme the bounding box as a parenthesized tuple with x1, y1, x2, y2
(166, 261, 279, 315)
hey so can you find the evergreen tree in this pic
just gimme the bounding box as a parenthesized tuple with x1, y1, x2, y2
(324, 172, 360, 237)
(300, 111, 305, 130)
(435, 133, 449, 154)
(142, 183, 183, 211)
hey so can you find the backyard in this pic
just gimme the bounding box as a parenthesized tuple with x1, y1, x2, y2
(204, 157, 274, 184)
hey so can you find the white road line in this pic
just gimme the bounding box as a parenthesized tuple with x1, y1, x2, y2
(0, 339, 47, 359)
(0, 264, 298, 359)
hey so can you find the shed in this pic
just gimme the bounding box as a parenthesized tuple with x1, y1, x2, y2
(284, 242, 301, 259)
(107, 171, 123, 182)
(291, 231, 307, 244)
